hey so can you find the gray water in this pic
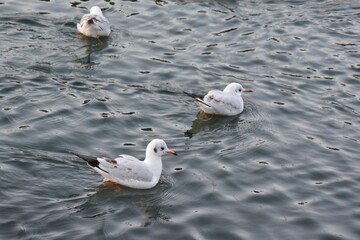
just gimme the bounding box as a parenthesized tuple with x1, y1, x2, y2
(1, 0, 360, 239)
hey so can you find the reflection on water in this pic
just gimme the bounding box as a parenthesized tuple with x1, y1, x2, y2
(76, 35, 110, 69)
(72, 176, 174, 226)
(185, 111, 241, 138)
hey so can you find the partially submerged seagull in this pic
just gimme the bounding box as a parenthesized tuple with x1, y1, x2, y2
(77, 6, 111, 39)
(71, 139, 177, 189)
(184, 82, 252, 116)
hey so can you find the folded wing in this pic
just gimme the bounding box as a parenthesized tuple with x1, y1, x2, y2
(204, 90, 243, 115)
(98, 155, 153, 183)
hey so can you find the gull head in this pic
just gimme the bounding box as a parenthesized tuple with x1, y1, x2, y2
(89, 6, 103, 16)
(223, 82, 252, 95)
(146, 139, 177, 158)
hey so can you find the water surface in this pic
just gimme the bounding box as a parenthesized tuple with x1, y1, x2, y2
(1, 0, 360, 239)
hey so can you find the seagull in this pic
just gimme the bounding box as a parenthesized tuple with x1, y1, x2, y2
(184, 82, 252, 116)
(77, 6, 111, 39)
(71, 139, 177, 189)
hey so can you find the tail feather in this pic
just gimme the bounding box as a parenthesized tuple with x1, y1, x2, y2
(183, 91, 211, 108)
(70, 152, 109, 173)
(183, 91, 203, 99)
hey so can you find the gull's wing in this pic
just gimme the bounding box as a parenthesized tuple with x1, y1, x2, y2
(79, 13, 109, 26)
(97, 155, 154, 183)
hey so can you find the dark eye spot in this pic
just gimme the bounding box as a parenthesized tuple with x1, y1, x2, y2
(154, 147, 157, 153)
(161, 147, 164, 151)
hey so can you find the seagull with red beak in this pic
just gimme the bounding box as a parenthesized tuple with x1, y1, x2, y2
(71, 139, 177, 189)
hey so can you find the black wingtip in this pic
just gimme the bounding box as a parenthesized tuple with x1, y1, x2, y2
(183, 91, 211, 107)
(70, 152, 99, 168)
(183, 91, 202, 99)
(70, 151, 110, 174)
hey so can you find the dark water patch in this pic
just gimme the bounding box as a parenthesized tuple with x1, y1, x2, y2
(141, 128, 153, 131)
(244, 188, 292, 206)
(150, 58, 172, 64)
(82, 99, 90, 104)
(326, 146, 340, 151)
(273, 101, 285, 105)
(269, 37, 280, 42)
(1, 0, 360, 239)
(123, 143, 136, 146)
(343, 136, 358, 142)
(120, 111, 135, 115)
(213, 27, 238, 36)
(276, 51, 292, 55)
(237, 48, 255, 53)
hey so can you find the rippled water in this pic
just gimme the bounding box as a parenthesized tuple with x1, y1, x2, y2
(1, 0, 360, 239)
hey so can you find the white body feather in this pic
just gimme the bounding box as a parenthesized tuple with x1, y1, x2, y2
(77, 6, 111, 38)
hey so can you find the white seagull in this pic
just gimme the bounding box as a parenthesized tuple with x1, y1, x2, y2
(71, 139, 177, 189)
(184, 82, 252, 116)
(77, 6, 111, 39)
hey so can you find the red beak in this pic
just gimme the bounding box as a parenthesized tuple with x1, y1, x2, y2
(167, 150, 177, 156)
(243, 89, 253, 93)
